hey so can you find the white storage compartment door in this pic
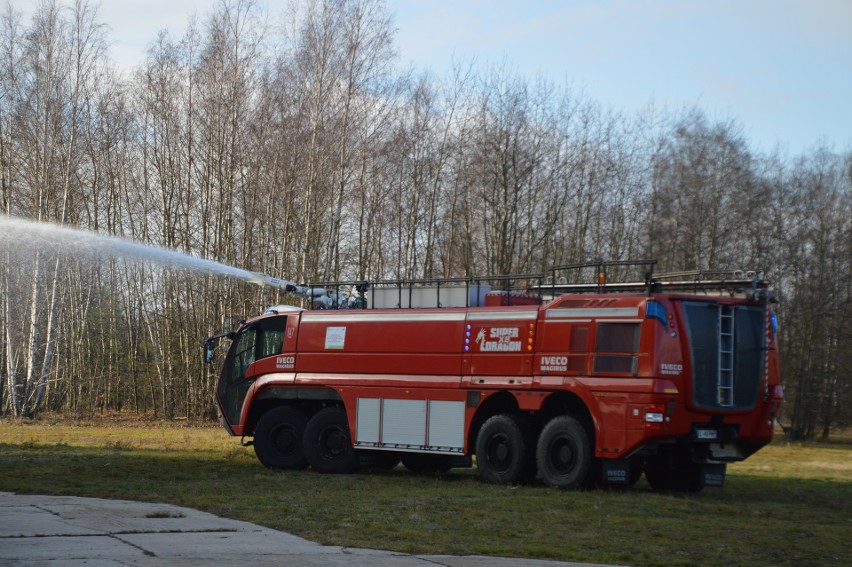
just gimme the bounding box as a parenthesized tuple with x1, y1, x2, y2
(356, 398, 381, 445)
(427, 400, 465, 450)
(382, 399, 427, 447)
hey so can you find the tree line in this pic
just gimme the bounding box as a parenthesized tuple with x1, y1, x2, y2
(1, 0, 849, 440)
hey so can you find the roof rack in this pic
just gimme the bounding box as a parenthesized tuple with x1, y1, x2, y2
(536, 261, 767, 297)
(535, 278, 762, 296)
(295, 260, 771, 309)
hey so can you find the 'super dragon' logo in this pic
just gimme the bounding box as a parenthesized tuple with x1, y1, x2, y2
(475, 327, 522, 352)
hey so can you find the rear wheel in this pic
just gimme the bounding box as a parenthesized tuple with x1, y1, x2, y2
(536, 415, 592, 489)
(476, 414, 534, 484)
(253, 406, 309, 470)
(303, 407, 359, 474)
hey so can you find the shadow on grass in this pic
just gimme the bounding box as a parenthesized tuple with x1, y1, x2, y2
(1, 443, 848, 567)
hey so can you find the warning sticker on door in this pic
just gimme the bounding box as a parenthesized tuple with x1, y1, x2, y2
(325, 326, 346, 349)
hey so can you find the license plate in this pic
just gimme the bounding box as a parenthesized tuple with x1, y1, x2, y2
(695, 428, 718, 440)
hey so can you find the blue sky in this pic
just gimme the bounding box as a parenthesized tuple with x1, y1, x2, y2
(9, 0, 851, 156)
(392, 0, 852, 156)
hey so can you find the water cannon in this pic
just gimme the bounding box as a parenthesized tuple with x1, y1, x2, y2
(252, 272, 368, 309)
(253, 273, 338, 308)
(254, 273, 309, 295)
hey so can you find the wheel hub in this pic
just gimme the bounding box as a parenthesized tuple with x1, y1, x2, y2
(323, 428, 348, 455)
(551, 437, 576, 471)
(273, 426, 297, 454)
(495, 443, 509, 462)
(487, 434, 511, 469)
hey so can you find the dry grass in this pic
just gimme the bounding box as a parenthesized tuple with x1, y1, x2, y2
(1, 418, 849, 567)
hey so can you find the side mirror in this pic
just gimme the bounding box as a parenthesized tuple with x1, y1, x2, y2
(204, 338, 216, 364)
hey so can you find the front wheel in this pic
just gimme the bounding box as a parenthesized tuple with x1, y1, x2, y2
(253, 406, 309, 470)
(303, 407, 359, 474)
(476, 414, 535, 484)
(536, 415, 592, 489)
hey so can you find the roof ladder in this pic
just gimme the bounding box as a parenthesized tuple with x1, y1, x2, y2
(717, 305, 735, 407)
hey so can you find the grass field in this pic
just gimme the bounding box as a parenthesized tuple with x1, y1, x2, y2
(1, 417, 849, 567)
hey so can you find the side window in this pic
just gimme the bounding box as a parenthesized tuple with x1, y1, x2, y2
(256, 318, 286, 360)
(230, 327, 258, 381)
(594, 323, 640, 374)
(226, 317, 286, 383)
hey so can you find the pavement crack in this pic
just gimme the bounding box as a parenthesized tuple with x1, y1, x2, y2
(417, 558, 453, 567)
(31, 504, 61, 517)
(111, 534, 157, 557)
(111, 528, 238, 535)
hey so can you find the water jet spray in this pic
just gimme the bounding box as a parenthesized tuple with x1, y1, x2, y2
(0, 215, 294, 291)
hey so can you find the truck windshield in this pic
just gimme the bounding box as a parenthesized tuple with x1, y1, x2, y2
(217, 316, 287, 426)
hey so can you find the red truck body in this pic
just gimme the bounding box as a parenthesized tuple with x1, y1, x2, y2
(212, 269, 782, 491)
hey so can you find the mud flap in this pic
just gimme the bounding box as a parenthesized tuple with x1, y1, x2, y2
(601, 460, 632, 485)
(701, 463, 727, 487)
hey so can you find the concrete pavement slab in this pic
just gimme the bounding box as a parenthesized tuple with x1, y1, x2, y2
(0, 535, 146, 562)
(0, 492, 621, 566)
(0, 504, 101, 537)
(420, 557, 606, 567)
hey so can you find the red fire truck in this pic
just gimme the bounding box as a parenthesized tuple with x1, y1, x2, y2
(207, 261, 782, 491)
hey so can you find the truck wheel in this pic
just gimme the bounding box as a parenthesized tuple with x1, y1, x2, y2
(476, 414, 533, 484)
(253, 406, 309, 470)
(303, 407, 359, 474)
(401, 453, 452, 474)
(536, 415, 592, 489)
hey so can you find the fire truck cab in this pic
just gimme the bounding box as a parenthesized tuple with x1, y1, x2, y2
(208, 261, 782, 491)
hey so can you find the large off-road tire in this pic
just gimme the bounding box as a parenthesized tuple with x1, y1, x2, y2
(253, 406, 309, 470)
(476, 414, 535, 484)
(303, 407, 359, 474)
(536, 415, 592, 489)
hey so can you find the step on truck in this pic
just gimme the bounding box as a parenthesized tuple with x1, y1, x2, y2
(206, 260, 783, 491)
